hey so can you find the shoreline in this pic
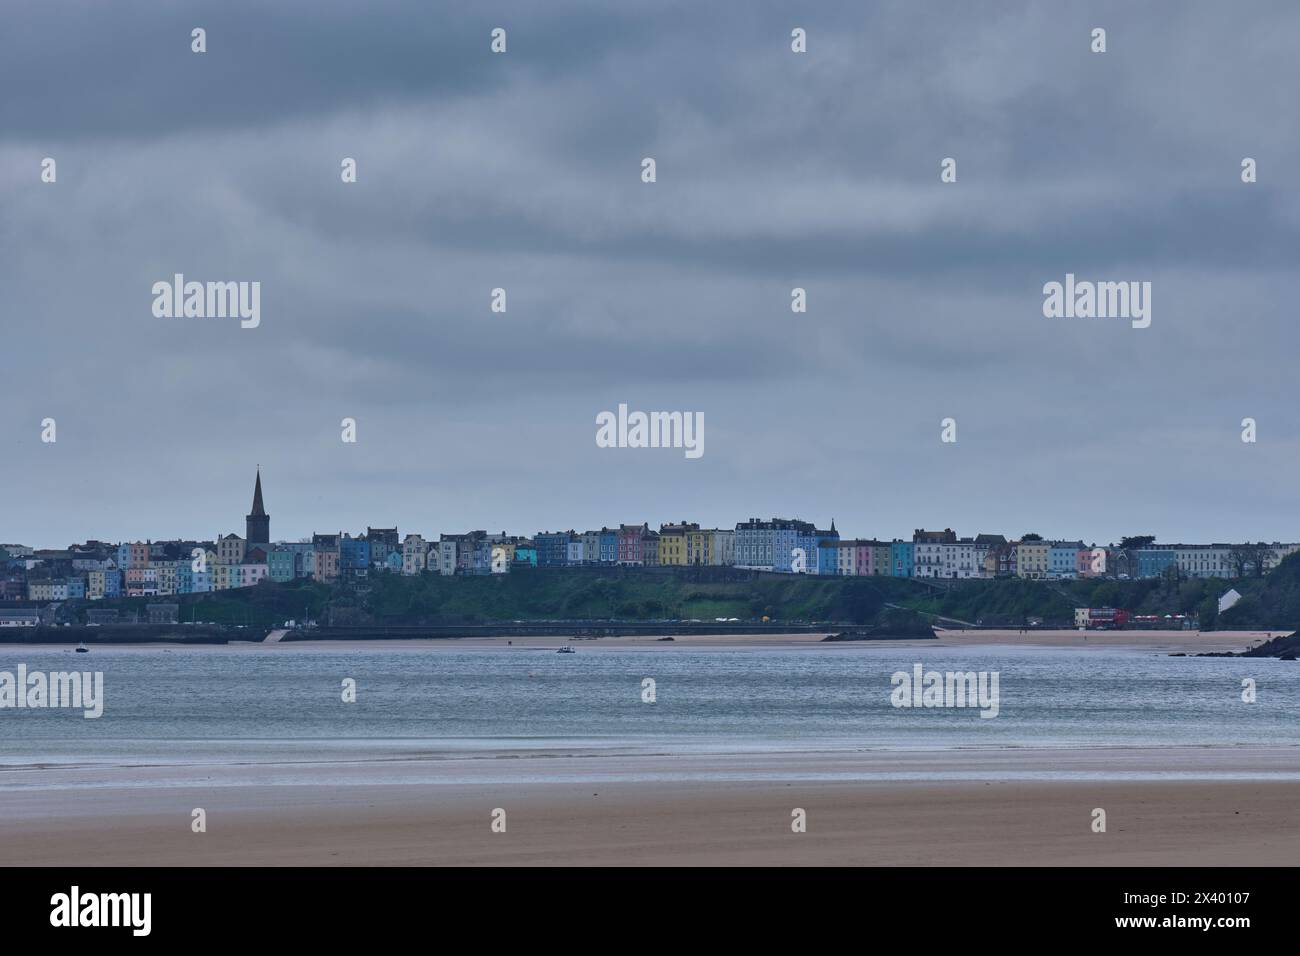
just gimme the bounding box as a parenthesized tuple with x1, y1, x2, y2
(0, 628, 1287, 653)
(5, 742, 1299, 783)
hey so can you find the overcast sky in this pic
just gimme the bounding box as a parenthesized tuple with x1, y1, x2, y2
(3, 0, 1299, 548)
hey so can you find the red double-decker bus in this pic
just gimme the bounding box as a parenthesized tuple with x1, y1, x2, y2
(1086, 607, 1131, 629)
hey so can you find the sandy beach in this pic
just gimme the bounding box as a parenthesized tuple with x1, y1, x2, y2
(2, 746, 1298, 866)
(278, 628, 1289, 653)
(3, 627, 1281, 654)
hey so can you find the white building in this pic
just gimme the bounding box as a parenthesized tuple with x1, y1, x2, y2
(401, 534, 426, 575)
(1218, 588, 1242, 615)
(828, 541, 853, 576)
(1175, 545, 1232, 579)
(28, 581, 68, 601)
(915, 539, 978, 579)
(709, 529, 735, 566)
(438, 538, 458, 575)
(1267, 543, 1300, 572)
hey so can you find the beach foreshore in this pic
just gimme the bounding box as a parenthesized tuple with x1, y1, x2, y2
(0, 628, 1286, 654)
(2, 634, 1293, 865)
(2, 745, 1298, 866)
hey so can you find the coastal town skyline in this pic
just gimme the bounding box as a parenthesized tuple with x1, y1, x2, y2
(5, 463, 1300, 557)
(4, 468, 1298, 607)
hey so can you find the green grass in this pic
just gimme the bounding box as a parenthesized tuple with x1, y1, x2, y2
(71, 556, 1300, 630)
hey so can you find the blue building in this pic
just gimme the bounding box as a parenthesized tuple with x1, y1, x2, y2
(817, 541, 840, 576)
(535, 532, 571, 567)
(268, 549, 296, 582)
(176, 565, 211, 594)
(767, 519, 835, 573)
(1137, 547, 1177, 579)
(814, 522, 840, 575)
(340, 536, 371, 575)
(275, 542, 316, 578)
(734, 519, 775, 569)
(599, 529, 618, 563)
(1049, 541, 1083, 578)
(772, 526, 802, 572)
(891, 540, 915, 578)
(471, 535, 494, 574)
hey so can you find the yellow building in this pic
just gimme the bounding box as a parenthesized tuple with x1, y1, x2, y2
(658, 523, 700, 566)
(1016, 540, 1050, 579)
(154, 561, 178, 595)
(658, 530, 687, 565)
(216, 533, 246, 566)
(686, 529, 711, 566)
(213, 564, 237, 590)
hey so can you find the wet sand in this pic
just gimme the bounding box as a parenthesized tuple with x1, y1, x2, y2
(2, 746, 1298, 866)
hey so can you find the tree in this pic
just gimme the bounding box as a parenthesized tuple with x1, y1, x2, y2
(1113, 536, 1156, 580)
(1229, 542, 1271, 579)
(1197, 595, 1218, 631)
(1022, 533, 1043, 542)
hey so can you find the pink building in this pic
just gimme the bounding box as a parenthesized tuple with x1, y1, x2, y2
(852, 540, 891, 576)
(1076, 547, 1106, 578)
(240, 564, 268, 588)
(617, 524, 647, 565)
(125, 566, 157, 597)
(854, 540, 873, 575)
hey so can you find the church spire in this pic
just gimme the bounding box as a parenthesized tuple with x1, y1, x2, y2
(250, 466, 266, 517)
(246, 467, 270, 545)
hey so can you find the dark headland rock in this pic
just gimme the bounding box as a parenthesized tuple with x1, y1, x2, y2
(1194, 631, 1300, 658)
(823, 610, 937, 642)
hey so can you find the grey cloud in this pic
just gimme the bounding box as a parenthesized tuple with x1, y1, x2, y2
(3, 0, 1299, 547)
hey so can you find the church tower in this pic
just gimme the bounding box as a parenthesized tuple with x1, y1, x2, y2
(246, 467, 270, 545)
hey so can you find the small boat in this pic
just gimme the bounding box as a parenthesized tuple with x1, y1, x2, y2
(75, 643, 90, 653)
(556, 645, 576, 654)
